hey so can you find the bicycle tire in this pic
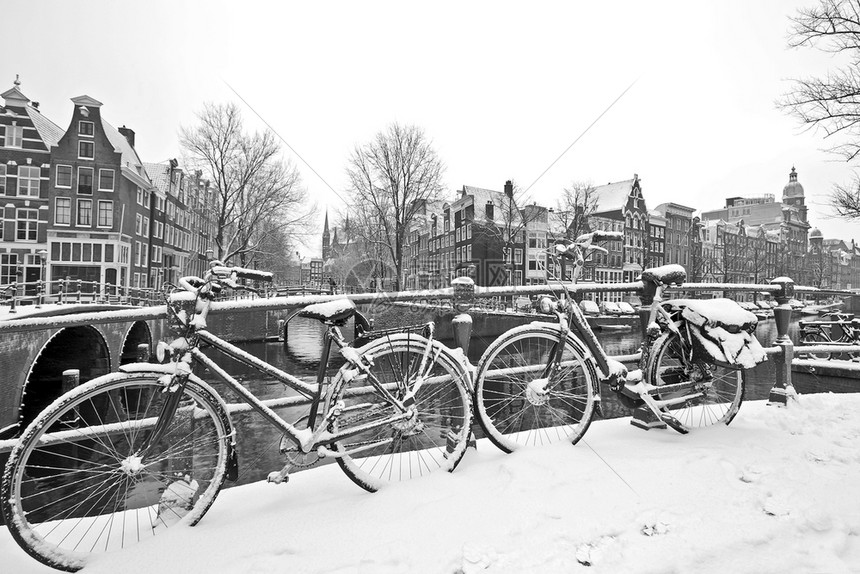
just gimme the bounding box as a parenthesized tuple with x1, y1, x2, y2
(646, 331, 744, 428)
(2, 371, 233, 572)
(800, 331, 831, 360)
(474, 323, 598, 453)
(331, 333, 473, 492)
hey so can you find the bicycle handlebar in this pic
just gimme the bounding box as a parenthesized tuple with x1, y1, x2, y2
(208, 262, 274, 283)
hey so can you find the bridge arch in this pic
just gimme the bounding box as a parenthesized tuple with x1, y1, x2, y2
(20, 326, 111, 427)
(120, 321, 152, 365)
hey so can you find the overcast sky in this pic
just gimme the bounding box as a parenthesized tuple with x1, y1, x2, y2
(4, 0, 857, 257)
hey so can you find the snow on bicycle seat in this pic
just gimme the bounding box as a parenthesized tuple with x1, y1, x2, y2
(298, 298, 356, 325)
(639, 264, 686, 286)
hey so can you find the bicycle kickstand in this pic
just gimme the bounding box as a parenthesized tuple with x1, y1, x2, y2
(627, 382, 689, 434)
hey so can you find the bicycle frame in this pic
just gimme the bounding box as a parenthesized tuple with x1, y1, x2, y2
(143, 280, 423, 462)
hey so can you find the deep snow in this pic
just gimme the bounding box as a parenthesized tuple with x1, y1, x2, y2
(3, 393, 860, 574)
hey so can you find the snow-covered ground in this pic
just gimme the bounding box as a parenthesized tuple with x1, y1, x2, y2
(4, 393, 860, 574)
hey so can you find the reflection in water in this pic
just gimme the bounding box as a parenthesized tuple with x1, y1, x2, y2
(203, 315, 846, 487)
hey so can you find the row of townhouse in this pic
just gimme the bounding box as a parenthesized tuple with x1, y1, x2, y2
(392, 167, 845, 299)
(0, 79, 215, 297)
(400, 176, 664, 302)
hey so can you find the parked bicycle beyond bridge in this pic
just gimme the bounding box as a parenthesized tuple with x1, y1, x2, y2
(1, 262, 473, 572)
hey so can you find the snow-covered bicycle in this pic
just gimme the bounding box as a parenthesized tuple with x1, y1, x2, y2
(2, 262, 473, 572)
(473, 232, 767, 452)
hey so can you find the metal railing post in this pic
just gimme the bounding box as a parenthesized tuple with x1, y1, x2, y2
(36, 279, 43, 309)
(9, 281, 18, 313)
(769, 276, 797, 406)
(637, 280, 658, 339)
(451, 276, 475, 356)
(61, 369, 80, 394)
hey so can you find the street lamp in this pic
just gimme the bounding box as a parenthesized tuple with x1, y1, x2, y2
(37, 249, 48, 308)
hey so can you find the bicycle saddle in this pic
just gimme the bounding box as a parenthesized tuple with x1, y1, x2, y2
(298, 299, 356, 325)
(640, 264, 686, 287)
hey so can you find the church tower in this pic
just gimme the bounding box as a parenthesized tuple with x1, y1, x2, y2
(782, 166, 808, 224)
(322, 210, 331, 260)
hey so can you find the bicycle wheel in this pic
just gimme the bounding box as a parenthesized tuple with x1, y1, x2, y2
(331, 333, 473, 492)
(646, 331, 744, 429)
(474, 324, 598, 453)
(2, 372, 232, 572)
(800, 331, 831, 360)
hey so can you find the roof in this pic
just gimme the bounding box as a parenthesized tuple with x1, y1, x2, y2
(103, 120, 148, 180)
(592, 179, 634, 214)
(1, 82, 64, 148)
(458, 185, 523, 226)
(143, 162, 172, 195)
(27, 106, 64, 148)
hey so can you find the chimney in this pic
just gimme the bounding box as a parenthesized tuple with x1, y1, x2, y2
(31, 101, 39, 111)
(118, 125, 136, 147)
(504, 180, 513, 198)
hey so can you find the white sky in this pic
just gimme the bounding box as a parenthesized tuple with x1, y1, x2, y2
(4, 0, 858, 257)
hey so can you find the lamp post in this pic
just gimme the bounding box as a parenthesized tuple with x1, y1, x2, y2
(37, 249, 48, 308)
(296, 251, 305, 286)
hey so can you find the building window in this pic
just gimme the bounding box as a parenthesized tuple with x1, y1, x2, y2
(55, 197, 71, 225)
(136, 213, 143, 235)
(137, 187, 144, 205)
(16, 208, 38, 241)
(77, 199, 92, 226)
(78, 167, 93, 195)
(56, 165, 72, 188)
(78, 140, 94, 160)
(2, 124, 23, 148)
(1, 253, 18, 284)
(17, 166, 40, 197)
(98, 169, 114, 191)
(78, 121, 94, 136)
(514, 249, 523, 265)
(0, 164, 6, 195)
(97, 200, 113, 228)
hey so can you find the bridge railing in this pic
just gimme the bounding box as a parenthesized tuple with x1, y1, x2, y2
(0, 278, 165, 310)
(0, 275, 856, 449)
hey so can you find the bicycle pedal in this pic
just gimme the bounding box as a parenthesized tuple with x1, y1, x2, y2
(630, 406, 667, 431)
(266, 470, 290, 485)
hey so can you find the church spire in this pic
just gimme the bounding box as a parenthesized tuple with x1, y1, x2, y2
(322, 210, 331, 260)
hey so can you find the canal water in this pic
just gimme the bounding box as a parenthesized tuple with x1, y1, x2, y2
(208, 313, 854, 487)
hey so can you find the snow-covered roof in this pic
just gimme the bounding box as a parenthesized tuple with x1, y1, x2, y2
(143, 162, 174, 195)
(103, 120, 149, 180)
(27, 106, 64, 149)
(592, 179, 634, 215)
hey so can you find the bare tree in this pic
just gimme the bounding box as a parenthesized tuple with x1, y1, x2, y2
(551, 181, 600, 241)
(346, 123, 445, 291)
(831, 179, 860, 218)
(180, 102, 315, 265)
(779, 0, 860, 219)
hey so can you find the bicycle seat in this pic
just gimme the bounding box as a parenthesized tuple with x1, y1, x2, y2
(640, 264, 686, 287)
(298, 299, 356, 325)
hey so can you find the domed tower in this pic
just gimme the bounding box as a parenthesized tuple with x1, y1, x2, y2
(782, 166, 808, 224)
(808, 227, 823, 253)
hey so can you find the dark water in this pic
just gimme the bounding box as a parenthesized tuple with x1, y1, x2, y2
(207, 314, 854, 487)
